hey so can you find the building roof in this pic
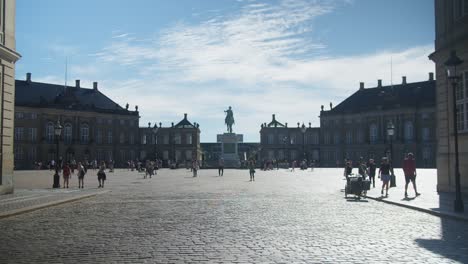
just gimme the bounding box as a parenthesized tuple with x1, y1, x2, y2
(15, 79, 138, 116)
(321, 80, 436, 116)
(266, 114, 285, 127)
(174, 114, 198, 129)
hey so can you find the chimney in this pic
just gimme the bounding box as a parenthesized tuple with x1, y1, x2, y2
(377, 79, 382, 87)
(26, 72, 32, 83)
(93, 82, 98, 90)
(402, 76, 407, 84)
(429, 72, 434, 81)
(184, 113, 187, 119)
(171, 122, 174, 127)
(285, 122, 288, 127)
(75, 80, 80, 88)
(359, 82, 364, 90)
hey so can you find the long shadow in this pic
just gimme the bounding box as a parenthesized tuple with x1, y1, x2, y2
(415, 193, 468, 263)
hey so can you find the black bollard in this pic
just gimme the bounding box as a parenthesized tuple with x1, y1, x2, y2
(53, 170, 60, 188)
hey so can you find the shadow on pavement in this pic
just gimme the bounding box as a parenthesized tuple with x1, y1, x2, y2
(345, 197, 369, 203)
(415, 195, 468, 263)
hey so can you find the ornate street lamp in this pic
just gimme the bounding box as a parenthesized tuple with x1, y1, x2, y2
(301, 123, 307, 161)
(52, 120, 63, 188)
(387, 121, 396, 187)
(445, 50, 464, 213)
(152, 123, 159, 160)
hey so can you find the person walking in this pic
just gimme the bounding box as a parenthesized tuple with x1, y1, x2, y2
(62, 163, 71, 188)
(358, 158, 367, 179)
(97, 161, 106, 188)
(192, 159, 199, 177)
(367, 159, 377, 188)
(403, 153, 420, 197)
(344, 160, 353, 181)
(248, 159, 256, 181)
(77, 162, 86, 189)
(379, 157, 392, 197)
(218, 158, 224, 176)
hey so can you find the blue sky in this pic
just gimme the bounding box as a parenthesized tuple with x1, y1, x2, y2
(16, 0, 435, 142)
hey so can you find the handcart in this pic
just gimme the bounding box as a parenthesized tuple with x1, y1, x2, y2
(345, 174, 371, 199)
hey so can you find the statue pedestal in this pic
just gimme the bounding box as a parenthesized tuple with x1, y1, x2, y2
(217, 133, 243, 168)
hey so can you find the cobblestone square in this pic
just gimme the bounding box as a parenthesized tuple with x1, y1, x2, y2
(1, 168, 468, 263)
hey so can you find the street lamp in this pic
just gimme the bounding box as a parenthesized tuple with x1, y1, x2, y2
(301, 123, 307, 161)
(152, 123, 159, 160)
(52, 120, 63, 188)
(387, 121, 396, 187)
(444, 50, 464, 213)
(282, 136, 288, 165)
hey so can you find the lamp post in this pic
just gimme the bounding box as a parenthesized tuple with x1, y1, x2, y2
(282, 136, 288, 165)
(152, 124, 159, 160)
(301, 123, 307, 161)
(445, 50, 464, 213)
(52, 120, 63, 188)
(387, 121, 396, 187)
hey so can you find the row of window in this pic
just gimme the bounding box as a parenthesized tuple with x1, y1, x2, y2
(141, 133, 194, 145)
(322, 113, 432, 127)
(456, 71, 468, 133)
(265, 134, 320, 145)
(15, 112, 37, 120)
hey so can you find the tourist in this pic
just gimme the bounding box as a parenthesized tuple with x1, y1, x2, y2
(62, 162, 71, 188)
(358, 158, 367, 178)
(379, 157, 392, 197)
(367, 159, 377, 188)
(344, 160, 353, 181)
(249, 159, 256, 181)
(403, 153, 420, 197)
(218, 157, 224, 176)
(97, 161, 106, 188)
(192, 159, 199, 177)
(77, 162, 86, 188)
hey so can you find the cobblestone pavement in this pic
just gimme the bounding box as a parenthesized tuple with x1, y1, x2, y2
(1, 168, 468, 263)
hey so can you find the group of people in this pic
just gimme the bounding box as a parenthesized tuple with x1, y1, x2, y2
(344, 153, 420, 197)
(53, 158, 113, 189)
(261, 159, 317, 171)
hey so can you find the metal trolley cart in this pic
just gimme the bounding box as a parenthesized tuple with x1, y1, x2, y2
(345, 174, 371, 199)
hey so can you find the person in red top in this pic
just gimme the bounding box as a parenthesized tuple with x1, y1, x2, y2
(402, 153, 420, 197)
(62, 163, 71, 188)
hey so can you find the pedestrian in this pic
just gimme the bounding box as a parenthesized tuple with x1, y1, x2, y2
(192, 159, 199, 177)
(403, 153, 420, 197)
(344, 160, 353, 181)
(63, 162, 71, 188)
(379, 157, 392, 197)
(367, 159, 377, 188)
(218, 157, 224, 176)
(358, 158, 367, 179)
(249, 159, 256, 181)
(77, 162, 86, 188)
(291, 160, 296, 172)
(97, 161, 106, 188)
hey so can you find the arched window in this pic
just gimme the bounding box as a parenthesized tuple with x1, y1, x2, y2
(404, 121, 414, 142)
(369, 124, 378, 143)
(80, 124, 89, 144)
(46, 122, 54, 143)
(64, 123, 72, 144)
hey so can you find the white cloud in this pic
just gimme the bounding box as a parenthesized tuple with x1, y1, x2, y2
(36, 0, 435, 142)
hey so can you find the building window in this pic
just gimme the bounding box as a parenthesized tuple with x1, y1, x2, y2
(267, 134, 274, 144)
(31, 113, 37, 119)
(404, 121, 414, 142)
(96, 129, 102, 144)
(345, 131, 352, 145)
(422, 147, 431, 162)
(163, 150, 169, 160)
(28, 147, 37, 161)
(175, 150, 181, 161)
(456, 71, 468, 132)
(120, 150, 125, 162)
(129, 133, 134, 144)
(46, 122, 55, 143)
(175, 133, 181, 144)
(120, 119, 125, 125)
(97, 149, 103, 161)
(120, 132, 125, 144)
(186, 134, 192, 145)
(278, 150, 284, 160)
(268, 150, 274, 159)
(324, 134, 330, 144)
(185, 150, 192, 160)
(107, 119, 112, 125)
(80, 124, 89, 144)
(14, 146, 24, 160)
(14, 127, 24, 141)
(369, 124, 378, 143)
(357, 129, 363, 144)
(130, 150, 135, 160)
(422, 127, 430, 142)
(290, 134, 296, 144)
(107, 131, 113, 144)
(107, 150, 113, 161)
(15, 112, 24, 119)
(29, 128, 37, 142)
(142, 134, 147, 145)
(334, 132, 340, 144)
(64, 123, 72, 144)
(290, 150, 297, 160)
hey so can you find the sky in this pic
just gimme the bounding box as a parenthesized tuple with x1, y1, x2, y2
(15, 0, 435, 142)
